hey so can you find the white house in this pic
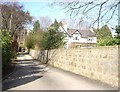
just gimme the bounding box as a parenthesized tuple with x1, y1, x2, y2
(59, 23, 97, 48)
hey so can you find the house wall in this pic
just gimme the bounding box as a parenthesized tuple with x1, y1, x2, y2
(71, 32, 87, 43)
(59, 25, 97, 49)
(87, 37, 97, 43)
(30, 46, 119, 87)
(67, 31, 97, 46)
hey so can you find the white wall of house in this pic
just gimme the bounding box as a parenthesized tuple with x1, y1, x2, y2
(67, 31, 96, 44)
(87, 37, 97, 43)
(70, 31, 87, 43)
(59, 23, 97, 49)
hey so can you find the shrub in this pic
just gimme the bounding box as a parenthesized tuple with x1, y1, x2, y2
(25, 32, 35, 52)
(97, 38, 120, 46)
(1, 30, 12, 68)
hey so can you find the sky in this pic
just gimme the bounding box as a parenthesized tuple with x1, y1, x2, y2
(18, 1, 118, 35)
(20, 2, 68, 22)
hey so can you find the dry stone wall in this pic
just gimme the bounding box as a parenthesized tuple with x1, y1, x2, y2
(30, 46, 119, 87)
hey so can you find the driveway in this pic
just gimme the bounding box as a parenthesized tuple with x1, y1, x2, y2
(2, 53, 118, 90)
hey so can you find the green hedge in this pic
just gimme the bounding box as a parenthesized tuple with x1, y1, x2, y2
(97, 38, 120, 46)
(1, 30, 12, 68)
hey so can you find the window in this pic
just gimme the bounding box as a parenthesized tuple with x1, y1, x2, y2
(74, 37, 79, 40)
(75, 37, 78, 40)
(87, 38, 93, 41)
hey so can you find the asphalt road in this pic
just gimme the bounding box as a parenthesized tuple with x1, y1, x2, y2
(2, 53, 118, 90)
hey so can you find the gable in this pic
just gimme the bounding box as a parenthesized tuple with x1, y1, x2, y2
(67, 29, 96, 38)
(73, 30, 82, 37)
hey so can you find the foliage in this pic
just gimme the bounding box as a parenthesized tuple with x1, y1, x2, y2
(114, 25, 120, 45)
(33, 30, 43, 49)
(94, 25, 113, 46)
(95, 25, 120, 46)
(96, 25, 113, 42)
(33, 20, 40, 32)
(115, 25, 120, 37)
(25, 20, 43, 50)
(1, 30, 12, 67)
(32, 20, 43, 48)
(25, 32, 35, 50)
(1, 2, 32, 70)
(41, 19, 64, 50)
(98, 38, 120, 46)
(25, 20, 64, 50)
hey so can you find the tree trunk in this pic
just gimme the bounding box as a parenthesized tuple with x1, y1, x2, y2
(45, 50, 49, 64)
(28, 49, 30, 54)
(9, 13, 13, 33)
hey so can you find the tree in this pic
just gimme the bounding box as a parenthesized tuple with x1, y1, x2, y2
(25, 32, 35, 53)
(113, 25, 120, 45)
(96, 25, 113, 41)
(94, 25, 113, 46)
(42, 28, 64, 50)
(33, 20, 40, 32)
(34, 29, 43, 49)
(41, 19, 64, 63)
(115, 25, 120, 37)
(39, 16, 52, 31)
(95, 25, 120, 46)
(53, 0, 119, 28)
(1, 30, 12, 68)
(42, 20, 64, 50)
(32, 20, 43, 49)
(1, 2, 32, 37)
(1, 2, 32, 70)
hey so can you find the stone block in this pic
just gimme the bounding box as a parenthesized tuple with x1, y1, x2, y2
(30, 46, 119, 87)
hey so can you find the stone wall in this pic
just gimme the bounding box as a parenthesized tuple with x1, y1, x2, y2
(30, 46, 119, 87)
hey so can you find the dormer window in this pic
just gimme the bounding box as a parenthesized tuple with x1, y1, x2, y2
(75, 37, 78, 40)
(74, 37, 79, 40)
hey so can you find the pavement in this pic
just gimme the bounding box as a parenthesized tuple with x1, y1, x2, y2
(2, 53, 118, 90)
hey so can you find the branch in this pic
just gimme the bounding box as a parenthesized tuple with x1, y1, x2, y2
(105, 2, 119, 23)
(97, 4, 103, 29)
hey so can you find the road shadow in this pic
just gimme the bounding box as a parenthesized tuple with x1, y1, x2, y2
(3, 75, 42, 90)
(2, 53, 47, 91)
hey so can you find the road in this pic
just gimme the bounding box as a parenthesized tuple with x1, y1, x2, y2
(2, 53, 117, 90)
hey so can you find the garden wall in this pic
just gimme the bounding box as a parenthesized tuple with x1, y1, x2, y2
(30, 46, 119, 87)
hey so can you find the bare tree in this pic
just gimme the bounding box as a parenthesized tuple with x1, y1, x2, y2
(39, 16, 52, 31)
(1, 2, 32, 37)
(52, 0, 120, 28)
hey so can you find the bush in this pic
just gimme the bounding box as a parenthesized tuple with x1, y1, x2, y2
(97, 38, 120, 46)
(1, 30, 12, 68)
(25, 32, 35, 52)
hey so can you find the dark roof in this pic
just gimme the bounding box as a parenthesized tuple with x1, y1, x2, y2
(67, 29, 96, 37)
